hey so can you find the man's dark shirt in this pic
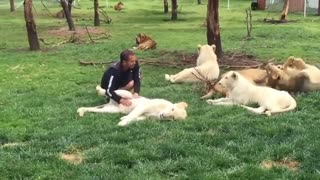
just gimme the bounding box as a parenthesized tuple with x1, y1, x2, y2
(100, 61, 141, 103)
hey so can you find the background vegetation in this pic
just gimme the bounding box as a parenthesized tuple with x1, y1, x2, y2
(0, 0, 320, 179)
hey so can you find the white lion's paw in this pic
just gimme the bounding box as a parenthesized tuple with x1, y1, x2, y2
(96, 85, 106, 96)
(206, 99, 216, 105)
(77, 108, 85, 117)
(164, 74, 170, 81)
(265, 111, 272, 116)
(118, 120, 129, 127)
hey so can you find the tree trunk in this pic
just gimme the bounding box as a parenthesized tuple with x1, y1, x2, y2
(207, 0, 222, 58)
(197, 0, 201, 5)
(68, 0, 74, 14)
(60, 0, 75, 31)
(24, 0, 40, 50)
(171, 0, 178, 20)
(318, 0, 320, 16)
(280, 0, 289, 21)
(10, 0, 15, 12)
(164, 0, 168, 13)
(94, 0, 100, 26)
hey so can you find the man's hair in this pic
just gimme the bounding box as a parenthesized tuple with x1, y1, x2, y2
(120, 49, 135, 62)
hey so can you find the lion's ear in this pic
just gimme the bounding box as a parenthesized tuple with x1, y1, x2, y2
(211, 44, 216, 51)
(197, 44, 202, 53)
(176, 102, 188, 109)
(231, 72, 237, 80)
(272, 73, 279, 80)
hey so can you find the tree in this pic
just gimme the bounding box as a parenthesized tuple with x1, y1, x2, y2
(94, 0, 100, 26)
(68, 0, 74, 14)
(10, 0, 15, 12)
(24, 0, 40, 50)
(171, 0, 178, 20)
(207, 0, 222, 58)
(164, 0, 169, 13)
(318, 0, 320, 16)
(280, 0, 289, 22)
(60, 0, 75, 30)
(197, 0, 201, 5)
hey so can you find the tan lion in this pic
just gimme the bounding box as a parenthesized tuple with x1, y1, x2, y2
(114, 2, 124, 11)
(133, 33, 157, 50)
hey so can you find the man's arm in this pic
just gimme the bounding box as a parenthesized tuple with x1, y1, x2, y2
(101, 68, 122, 103)
(132, 62, 141, 94)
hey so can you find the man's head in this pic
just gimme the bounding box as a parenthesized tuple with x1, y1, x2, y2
(120, 49, 136, 70)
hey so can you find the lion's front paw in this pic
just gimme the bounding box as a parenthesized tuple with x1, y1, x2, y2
(265, 111, 272, 116)
(164, 74, 171, 81)
(96, 85, 106, 96)
(206, 99, 216, 105)
(118, 120, 130, 127)
(77, 108, 85, 117)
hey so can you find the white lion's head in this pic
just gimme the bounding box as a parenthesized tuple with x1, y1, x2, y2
(160, 102, 188, 121)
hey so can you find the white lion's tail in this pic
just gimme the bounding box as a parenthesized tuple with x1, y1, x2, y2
(266, 97, 297, 116)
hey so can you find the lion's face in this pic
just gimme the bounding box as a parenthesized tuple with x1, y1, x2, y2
(283, 56, 306, 71)
(136, 33, 148, 45)
(217, 71, 239, 89)
(266, 63, 282, 80)
(161, 102, 188, 121)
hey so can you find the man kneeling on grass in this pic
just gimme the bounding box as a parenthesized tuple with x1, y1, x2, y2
(99, 49, 141, 106)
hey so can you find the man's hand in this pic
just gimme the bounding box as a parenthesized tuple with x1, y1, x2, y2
(133, 93, 139, 98)
(120, 98, 132, 106)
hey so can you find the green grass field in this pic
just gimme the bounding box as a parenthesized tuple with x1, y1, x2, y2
(1, 0, 320, 179)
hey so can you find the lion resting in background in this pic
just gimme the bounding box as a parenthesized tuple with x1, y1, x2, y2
(133, 33, 157, 50)
(206, 71, 297, 116)
(201, 68, 269, 99)
(114, 2, 124, 11)
(165, 44, 219, 83)
(265, 57, 320, 92)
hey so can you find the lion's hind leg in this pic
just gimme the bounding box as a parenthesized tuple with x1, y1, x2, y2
(240, 105, 269, 115)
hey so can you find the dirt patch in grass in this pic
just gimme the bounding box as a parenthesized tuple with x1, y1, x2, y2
(47, 27, 107, 38)
(261, 158, 300, 171)
(79, 50, 266, 69)
(60, 153, 83, 165)
(44, 27, 111, 45)
(144, 50, 265, 69)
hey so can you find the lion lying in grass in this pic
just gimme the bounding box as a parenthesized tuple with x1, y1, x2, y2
(206, 71, 296, 116)
(77, 86, 188, 126)
(265, 56, 320, 92)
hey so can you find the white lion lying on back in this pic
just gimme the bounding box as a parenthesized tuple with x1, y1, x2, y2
(165, 44, 220, 83)
(77, 86, 188, 126)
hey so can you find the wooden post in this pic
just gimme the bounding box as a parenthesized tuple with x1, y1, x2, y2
(318, 0, 320, 15)
(24, 0, 40, 50)
(280, 0, 289, 22)
(245, 8, 252, 38)
(60, 0, 75, 30)
(171, 0, 178, 20)
(207, 0, 222, 58)
(164, 0, 168, 13)
(94, 0, 100, 26)
(10, 0, 15, 12)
